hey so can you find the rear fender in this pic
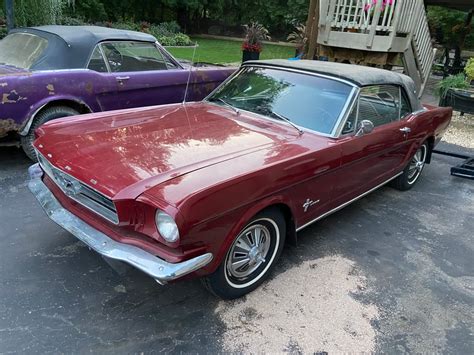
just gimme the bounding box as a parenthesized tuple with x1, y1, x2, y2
(19, 95, 96, 136)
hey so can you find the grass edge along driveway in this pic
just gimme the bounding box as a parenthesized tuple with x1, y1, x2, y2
(167, 37, 296, 65)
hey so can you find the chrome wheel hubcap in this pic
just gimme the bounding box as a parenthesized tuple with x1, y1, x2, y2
(226, 224, 271, 279)
(408, 145, 427, 184)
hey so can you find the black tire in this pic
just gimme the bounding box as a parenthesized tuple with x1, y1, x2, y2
(21, 106, 79, 161)
(391, 142, 429, 191)
(201, 208, 286, 299)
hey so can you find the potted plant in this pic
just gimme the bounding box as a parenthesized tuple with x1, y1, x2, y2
(287, 24, 307, 58)
(438, 69, 474, 115)
(242, 22, 270, 62)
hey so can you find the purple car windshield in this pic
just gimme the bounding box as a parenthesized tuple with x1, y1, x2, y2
(0, 33, 48, 69)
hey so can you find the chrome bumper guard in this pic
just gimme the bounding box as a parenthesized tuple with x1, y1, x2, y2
(28, 164, 213, 284)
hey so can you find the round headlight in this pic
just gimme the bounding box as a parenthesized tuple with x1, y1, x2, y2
(155, 210, 180, 243)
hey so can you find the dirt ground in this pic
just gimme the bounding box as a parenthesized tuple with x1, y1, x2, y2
(443, 112, 474, 149)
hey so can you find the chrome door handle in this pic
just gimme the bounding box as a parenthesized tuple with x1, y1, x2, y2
(116, 76, 130, 81)
(399, 127, 411, 133)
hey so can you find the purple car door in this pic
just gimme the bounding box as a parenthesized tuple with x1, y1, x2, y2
(88, 41, 190, 110)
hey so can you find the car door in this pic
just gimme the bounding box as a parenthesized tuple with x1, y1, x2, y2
(331, 84, 414, 207)
(90, 41, 190, 110)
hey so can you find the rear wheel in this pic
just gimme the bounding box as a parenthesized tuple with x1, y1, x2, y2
(21, 106, 79, 161)
(201, 209, 286, 299)
(391, 142, 428, 191)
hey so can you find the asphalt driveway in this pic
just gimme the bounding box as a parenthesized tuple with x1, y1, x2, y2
(0, 143, 473, 353)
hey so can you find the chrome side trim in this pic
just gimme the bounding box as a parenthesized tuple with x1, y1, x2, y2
(28, 166, 213, 284)
(296, 171, 403, 232)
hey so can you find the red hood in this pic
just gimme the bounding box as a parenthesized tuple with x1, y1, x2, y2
(34, 102, 297, 199)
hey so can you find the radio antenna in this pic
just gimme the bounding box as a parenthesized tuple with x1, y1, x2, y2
(183, 42, 198, 105)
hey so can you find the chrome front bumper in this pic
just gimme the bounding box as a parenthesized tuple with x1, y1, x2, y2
(28, 164, 213, 284)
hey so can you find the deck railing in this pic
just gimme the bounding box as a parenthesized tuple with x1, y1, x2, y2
(318, 0, 435, 96)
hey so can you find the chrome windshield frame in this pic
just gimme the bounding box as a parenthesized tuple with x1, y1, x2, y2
(204, 64, 359, 139)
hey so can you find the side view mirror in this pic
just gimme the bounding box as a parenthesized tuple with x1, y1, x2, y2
(356, 120, 374, 136)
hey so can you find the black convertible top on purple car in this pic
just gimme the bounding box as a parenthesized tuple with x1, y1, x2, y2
(10, 26, 157, 70)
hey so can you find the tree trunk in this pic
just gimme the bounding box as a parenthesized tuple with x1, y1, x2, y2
(306, 0, 320, 60)
(6, 0, 15, 31)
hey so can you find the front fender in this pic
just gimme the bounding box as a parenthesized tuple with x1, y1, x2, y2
(202, 194, 295, 275)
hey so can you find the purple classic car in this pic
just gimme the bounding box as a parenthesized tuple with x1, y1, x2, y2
(0, 25, 234, 159)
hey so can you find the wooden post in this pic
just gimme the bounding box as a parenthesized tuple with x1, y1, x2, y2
(306, 0, 320, 59)
(305, 0, 318, 37)
(366, 0, 382, 49)
(5, 0, 14, 31)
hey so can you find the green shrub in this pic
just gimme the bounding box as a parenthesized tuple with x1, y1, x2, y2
(112, 21, 141, 32)
(173, 33, 192, 46)
(465, 58, 474, 81)
(0, 27, 7, 40)
(158, 33, 192, 46)
(57, 16, 87, 26)
(437, 73, 469, 97)
(149, 21, 181, 38)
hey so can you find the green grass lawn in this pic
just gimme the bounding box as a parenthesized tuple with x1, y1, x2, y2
(167, 37, 296, 64)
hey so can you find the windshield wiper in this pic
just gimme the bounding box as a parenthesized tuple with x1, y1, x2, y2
(211, 97, 240, 115)
(271, 111, 304, 135)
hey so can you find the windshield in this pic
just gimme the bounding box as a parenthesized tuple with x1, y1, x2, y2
(0, 33, 48, 69)
(208, 66, 353, 135)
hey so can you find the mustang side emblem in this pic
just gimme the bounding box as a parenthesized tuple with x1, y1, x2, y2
(303, 198, 320, 212)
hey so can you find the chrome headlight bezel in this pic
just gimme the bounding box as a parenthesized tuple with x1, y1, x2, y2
(155, 210, 180, 243)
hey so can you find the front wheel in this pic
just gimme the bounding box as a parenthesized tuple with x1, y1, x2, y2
(21, 106, 80, 161)
(391, 142, 428, 191)
(201, 209, 286, 299)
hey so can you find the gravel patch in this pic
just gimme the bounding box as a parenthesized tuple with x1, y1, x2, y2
(215, 255, 379, 353)
(442, 112, 474, 149)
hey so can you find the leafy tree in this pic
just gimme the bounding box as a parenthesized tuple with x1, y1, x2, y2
(63, 0, 107, 22)
(14, 0, 66, 26)
(427, 6, 473, 50)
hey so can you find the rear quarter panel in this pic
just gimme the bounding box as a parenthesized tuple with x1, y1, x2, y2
(400, 105, 452, 167)
(0, 70, 107, 134)
(424, 105, 452, 146)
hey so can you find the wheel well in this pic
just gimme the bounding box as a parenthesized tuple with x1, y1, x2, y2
(38, 100, 92, 116)
(263, 203, 297, 246)
(426, 136, 435, 164)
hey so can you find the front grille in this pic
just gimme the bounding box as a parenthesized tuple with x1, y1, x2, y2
(37, 153, 119, 224)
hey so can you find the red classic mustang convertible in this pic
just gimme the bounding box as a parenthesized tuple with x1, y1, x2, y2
(29, 60, 452, 299)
